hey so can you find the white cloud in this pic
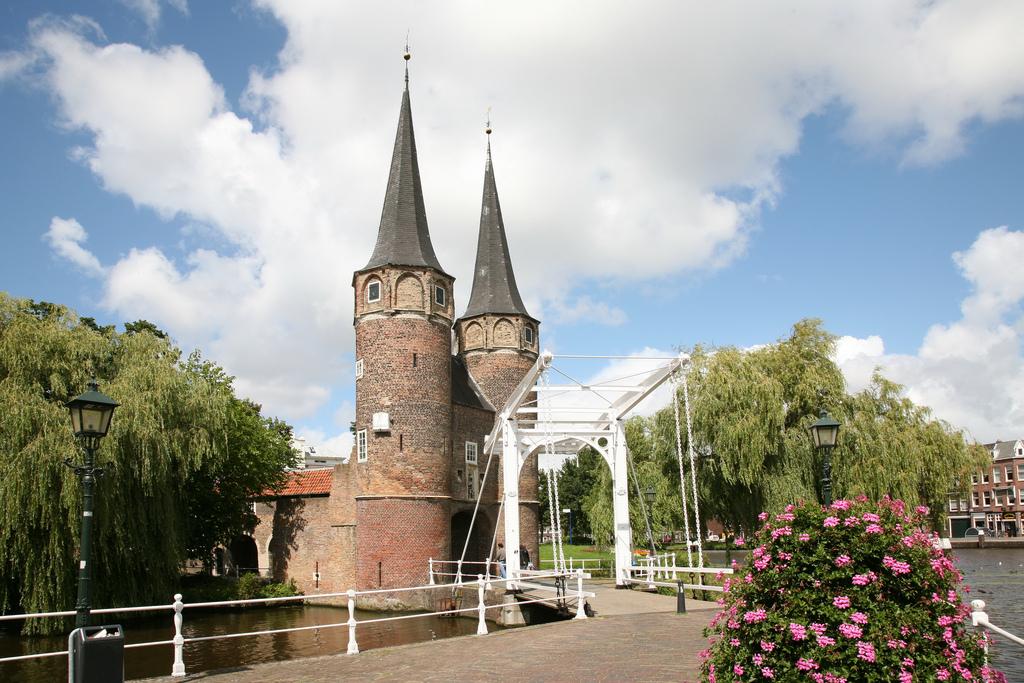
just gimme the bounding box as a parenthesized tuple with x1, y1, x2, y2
(546, 295, 627, 327)
(11, 2, 1024, 429)
(834, 227, 1024, 442)
(43, 217, 105, 277)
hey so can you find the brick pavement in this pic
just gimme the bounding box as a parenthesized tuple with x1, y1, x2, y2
(146, 610, 715, 682)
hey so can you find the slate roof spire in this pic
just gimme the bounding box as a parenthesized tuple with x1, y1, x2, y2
(462, 124, 532, 319)
(362, 50, 447, 274)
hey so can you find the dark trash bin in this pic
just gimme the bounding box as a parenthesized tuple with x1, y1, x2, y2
(69, 625, 125, 683)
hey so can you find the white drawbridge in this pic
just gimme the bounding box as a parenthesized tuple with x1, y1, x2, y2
(482, 350, 696, 587)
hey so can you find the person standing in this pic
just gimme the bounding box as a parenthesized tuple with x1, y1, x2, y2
(519, 544, 531, 570)
(496, 542, 506, 579)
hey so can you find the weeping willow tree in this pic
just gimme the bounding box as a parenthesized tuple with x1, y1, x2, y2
(576, 319, 985, 545)
(0, 294, 294, 629)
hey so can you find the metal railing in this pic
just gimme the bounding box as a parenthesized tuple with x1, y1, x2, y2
(971, 599, 1024, 664)
(626, 564, 732, 592)
(0, 569, 592, 677)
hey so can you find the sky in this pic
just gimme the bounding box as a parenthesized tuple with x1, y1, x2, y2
(2, 1, 1024, 457)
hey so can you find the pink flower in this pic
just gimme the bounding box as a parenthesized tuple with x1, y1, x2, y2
(771, 526, 792, 540)
(753, 653, 764, 666)
(729, 638, 740, 646)
(816, 635, 836, 647)
(734, 536, 746, 546)
(832, 499, 851, 510)
(758, 512, 769, 521)
(852, 573, 871, 586)
(936, 669, 950, 681)
(915, 505, 929, 515)
(862, 512, 880, 523)
(938, 615, 954, 626)
(833, 595, 851, 609)
(835, 554, 852, 567)
(865, 523, 884, 534)
(856, 641, 876, 663)
(744, 609, 767, 623)
(844, 516, 860, 527)
(838, 623, 863, 639)
(760, 640, 775, 652)
(899, 672, 912, 683)
(799, 533, 810, 541)
(776, 512, 795, 522)
(850, 611, 869, 625)
(809, 622, 827, 636)
(761, 667, 775, 679)
(733, 664, 744, 676)
(789, 622, 808, 641)
(796, 658, 819, 671)
(823, 516, 840, 528)
(883, 555, 912, 575)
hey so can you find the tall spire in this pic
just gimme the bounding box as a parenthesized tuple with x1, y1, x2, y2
(362, 49, 446, 274)
(462, 123, 531, 319)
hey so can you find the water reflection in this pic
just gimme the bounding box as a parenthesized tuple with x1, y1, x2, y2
(0, 604, 483, 682)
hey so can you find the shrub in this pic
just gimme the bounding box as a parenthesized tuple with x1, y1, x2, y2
(236, 573, 263, 601)
(260, 579, 300, 599)
(700, 497, 1004, 682)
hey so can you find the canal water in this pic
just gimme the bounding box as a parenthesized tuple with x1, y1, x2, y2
(0, 604, 486, 682)
(2, 549, 1021, 681)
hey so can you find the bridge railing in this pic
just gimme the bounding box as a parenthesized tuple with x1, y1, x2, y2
(0, 569, 592, 677)
(626, 564, 733, 593)
(971, 599, 1024, 664)
(538, 558, 610, 576)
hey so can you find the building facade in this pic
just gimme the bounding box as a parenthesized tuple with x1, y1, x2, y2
(946, 439, 1024, 537)
(245, 62, 540, 594)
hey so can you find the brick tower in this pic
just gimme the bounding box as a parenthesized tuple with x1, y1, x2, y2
(351, 59, 455, 588)
(455, 131, 541, 561)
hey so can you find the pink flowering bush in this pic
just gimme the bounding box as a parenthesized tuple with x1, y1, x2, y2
(700, 497, 1004, 682)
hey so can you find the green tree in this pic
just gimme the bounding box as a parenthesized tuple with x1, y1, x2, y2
(0, 293, 293, 629)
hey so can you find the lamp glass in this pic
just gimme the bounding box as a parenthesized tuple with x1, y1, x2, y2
(810, 410, 840, 449)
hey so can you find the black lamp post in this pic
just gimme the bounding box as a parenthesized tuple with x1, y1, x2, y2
(810, 409, 840, 507)
(66, 380, 118, 628)
(644, 485, 657, 553)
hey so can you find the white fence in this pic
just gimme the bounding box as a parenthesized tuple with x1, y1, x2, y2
(0, 570, 591, 678)
(971, 599, 1024, 665)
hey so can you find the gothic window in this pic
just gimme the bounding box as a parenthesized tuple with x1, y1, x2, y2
(357, 429, 368, 462)
(395, 274, 423, 309)
(366, 280, 381, 303)
(493, 318, 515, 347)
(434, 285, 446, 307)
(524, 325, 535, 345)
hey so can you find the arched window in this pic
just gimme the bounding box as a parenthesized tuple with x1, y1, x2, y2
(524, 325, 535, 345)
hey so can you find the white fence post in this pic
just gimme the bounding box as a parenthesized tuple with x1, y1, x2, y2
(456, 559, 463, 585)
(672, 552, 677, 581)
(346, 589, 359, 655)
(574, 570, 587, 620)
(485, 556, 491, 583)
(171, 593, 185, 677)
(476, 575, 488, 635)
(428, 558, 435, 585)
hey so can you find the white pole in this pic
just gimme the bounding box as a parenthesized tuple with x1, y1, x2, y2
(428, 558, 435, 585)
(456, 559, 463, 585)
(346, 589, 359, 654)
(171, 593, 185, 677)
(485, 556, 491, 582)
(574, 569, 587, 620)
(476, 575, 488, 635)
(501, 421, 522, 591)
(612, 421, 633, 586)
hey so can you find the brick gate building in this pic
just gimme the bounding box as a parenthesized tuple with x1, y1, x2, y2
(250, 59, 540, 594)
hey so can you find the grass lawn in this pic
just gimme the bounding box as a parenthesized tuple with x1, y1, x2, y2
(537, 543, 614, 564)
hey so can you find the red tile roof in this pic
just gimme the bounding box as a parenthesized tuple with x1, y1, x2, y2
(262, 468, 333, 498)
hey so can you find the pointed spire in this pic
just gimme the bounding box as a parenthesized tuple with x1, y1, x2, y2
(362, 49, 446, 274)
(462, 123, 532, 319)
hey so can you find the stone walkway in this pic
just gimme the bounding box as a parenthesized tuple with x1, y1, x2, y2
(148, 610, 715, 682)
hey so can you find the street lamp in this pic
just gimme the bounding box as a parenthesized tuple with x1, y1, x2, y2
(66, 380, 118, 628)
(810, 409, 840, 506)
(562, 508, 573, 545)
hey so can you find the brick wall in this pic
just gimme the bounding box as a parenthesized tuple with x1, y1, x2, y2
(355, 497, 449, 589)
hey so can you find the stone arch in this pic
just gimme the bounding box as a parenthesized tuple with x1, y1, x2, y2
(395, 273, 424, 310)
(493, 318, 516, 347)
(451, 509, 493, 565)
(464, 321, 484, 350)
(363, 276, 383, 304)
(229, 535, 259, 574)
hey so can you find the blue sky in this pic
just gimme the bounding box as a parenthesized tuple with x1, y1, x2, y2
(3, 1, 1024, 453)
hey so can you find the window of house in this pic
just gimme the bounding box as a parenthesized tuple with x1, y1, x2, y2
(993, 491, 1002, 506)
(465, 441, 478, 465)
(960, 498, 968, 511)
(355, 358, 364, 379)
(357, 429, 368, 462)
(983, 491, 991, 507)
(434, 285, 446, 307)
(983, 473, 990, 484)
(367, 280, 382, 303)
(948, 499, 958, 512)
(1018, 464, 1024, 480)
(1018, 446, 1023, 456)
(971, 473, 978, 485)
(524, 325, 534, 345)
(993, 469, 1002, 484)
(972, 492, 979, 507)
(456, 468, 464, 483)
